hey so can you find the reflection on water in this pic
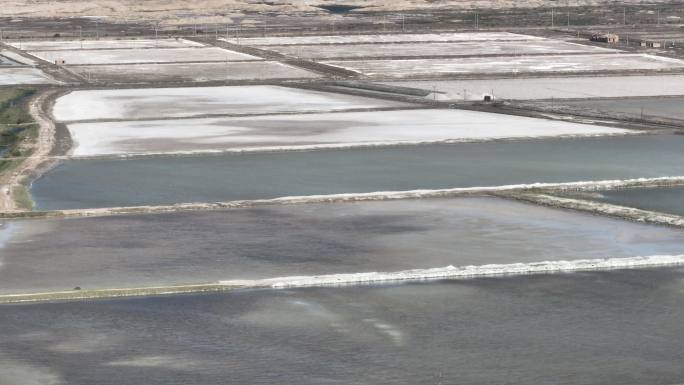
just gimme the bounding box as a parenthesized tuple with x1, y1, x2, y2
(1, 268, 684, 384)
(3, 197, 684, 294)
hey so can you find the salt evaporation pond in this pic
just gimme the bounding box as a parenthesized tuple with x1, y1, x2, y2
(556, 96, 684, 121)
(2, 269, 684, 385)
(3, 197, 684, 294)
(567, 186, 684, 216)
(31, 135, 684, 210)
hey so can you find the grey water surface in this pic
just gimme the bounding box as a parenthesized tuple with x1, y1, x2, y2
(2, 197, 684, 294)
(1, 268, 684, 385)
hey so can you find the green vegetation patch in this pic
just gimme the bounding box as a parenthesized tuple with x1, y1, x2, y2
(0, 87, 37, 162)
(11, 184, 34, 210)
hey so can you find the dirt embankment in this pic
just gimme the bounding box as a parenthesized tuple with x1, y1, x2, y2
(0, 89, 63, 212)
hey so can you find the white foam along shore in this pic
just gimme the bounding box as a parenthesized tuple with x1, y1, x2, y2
(511, 192, 684, 229)
(221, 255, 684, 289)
(64, 108, 632, 157)
(4, 255, 681, 304)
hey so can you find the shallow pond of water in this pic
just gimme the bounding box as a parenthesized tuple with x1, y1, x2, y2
(30, 135, 684, 210)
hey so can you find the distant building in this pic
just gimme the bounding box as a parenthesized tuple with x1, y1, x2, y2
(640, 41, 662, 48)
(590, 33, 619, 44)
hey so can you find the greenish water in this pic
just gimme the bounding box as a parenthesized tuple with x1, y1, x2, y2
(1, 269, 684, 384)
(31, 135, 684, 210)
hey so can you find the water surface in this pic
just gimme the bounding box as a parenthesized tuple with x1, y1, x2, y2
(559, 97, 684, 121)
(5, 197, 684, 294)
(31, 135, 684, 210)
(1, 269, 683, 384)
(567, 186, 684, 216)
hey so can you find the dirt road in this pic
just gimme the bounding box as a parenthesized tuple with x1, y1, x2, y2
(0, 90, 59, 212)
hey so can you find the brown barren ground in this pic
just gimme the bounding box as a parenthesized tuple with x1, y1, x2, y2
(2, 0, 675, 22)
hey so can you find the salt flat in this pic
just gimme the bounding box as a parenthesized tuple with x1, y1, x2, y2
(0, 55, 20, 66)
(8, 38, 204, 51)
(384, 74, 684, 100)
(2, 197, 683, 294)
(65, 109, 630, 157)
(0, 50, 37, 66)
(222, 32, 542, 45)
(263, 40, 615, 59)
(0, 67, 56, 85)
(325, 54, 684, 77)
(68, 61, 318, 83)
(29, 47, 258, 65)
(53, 86, 407, 121)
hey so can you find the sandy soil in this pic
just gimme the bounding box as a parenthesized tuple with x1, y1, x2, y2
(2, 1, 675, 22)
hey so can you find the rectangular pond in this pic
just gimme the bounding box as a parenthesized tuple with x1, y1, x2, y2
(0, 67, 56, 85)
(221, 32, 542, 46)
(385, 75, 684, 101)
(3, 197, 684, 294)
(555, 96, 684, 121)
(1, 268, 683, 384)
(261, 39, 613, 60)
(53, 85, 408, 121)
(68, 62, 318, 83)
(29, 47, 258, 65)
(65, 109, 628, 157)
(9, 38, 205, 51)
(324, 54, 684, 77)
(30, 135, 684, 210)
(564, 186, 684, 216)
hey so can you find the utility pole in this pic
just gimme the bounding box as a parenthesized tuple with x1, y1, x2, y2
(551, 8, 555, 27)
(402, 14, 405, 32)
(567, 11, 570, 27)
(623, 8, 626, 25)
(657, 9, 660, 25)
(475, 12, 479, 29)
